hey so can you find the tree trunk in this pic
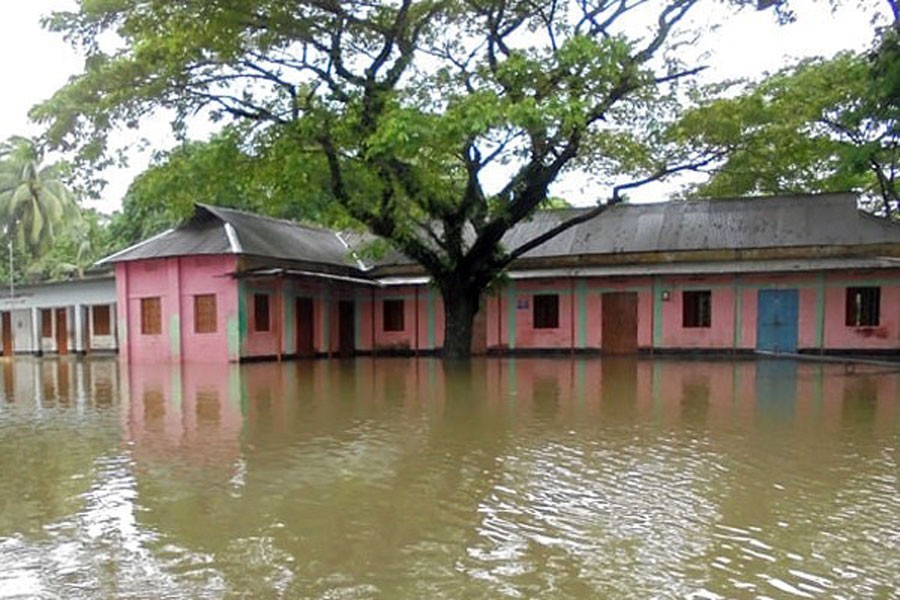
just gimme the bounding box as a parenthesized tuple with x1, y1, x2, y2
(441, 284, 482, 360)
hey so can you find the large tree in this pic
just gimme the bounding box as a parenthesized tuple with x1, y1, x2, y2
(670, 5, 899, 215)
(35, 0, 786, 358)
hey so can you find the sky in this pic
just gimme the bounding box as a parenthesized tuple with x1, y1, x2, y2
(0, 0, 893, 214)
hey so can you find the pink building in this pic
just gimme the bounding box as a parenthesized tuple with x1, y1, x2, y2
(101, 193, 900, 362)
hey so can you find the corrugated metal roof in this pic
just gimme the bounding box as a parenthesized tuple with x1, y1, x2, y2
(504, 192, 900, 260)
(101, 193, 900, 273)
(101, 204, 357, 269)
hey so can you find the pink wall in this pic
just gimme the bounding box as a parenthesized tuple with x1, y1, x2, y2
(117, 260, 900, 360)
(658, 276, 737, 350)
(179, 255, 239, 362)
(117, 255, 238, 363)
(823, 270, 900, 350)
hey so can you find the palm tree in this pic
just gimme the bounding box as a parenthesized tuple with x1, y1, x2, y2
(0, 136, 82, 261)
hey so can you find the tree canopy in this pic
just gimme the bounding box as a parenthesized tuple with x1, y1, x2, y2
(670, 10, 899, 216)
(35, 0, 792, 357)
(0, 136, 87, 281)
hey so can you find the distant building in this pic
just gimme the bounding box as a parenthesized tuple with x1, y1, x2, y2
(97, 192, 900, 362)
(0, 275, 118, 356)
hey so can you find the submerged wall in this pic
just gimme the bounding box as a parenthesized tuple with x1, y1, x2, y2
(115, 258, 900, 362)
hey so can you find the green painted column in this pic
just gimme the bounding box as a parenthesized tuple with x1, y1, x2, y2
(237, 280, 248, 359)
(169, 315, 181, 360)
(652, 276, 664, 348)
(506, 282, 517, 350)
(576, 280, 587, 349)
(733, 279, 743, 349)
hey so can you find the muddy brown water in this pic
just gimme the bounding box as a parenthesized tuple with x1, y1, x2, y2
(0, 356, 897, 598)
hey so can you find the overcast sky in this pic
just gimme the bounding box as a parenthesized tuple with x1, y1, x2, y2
(0, 1, 892, 213)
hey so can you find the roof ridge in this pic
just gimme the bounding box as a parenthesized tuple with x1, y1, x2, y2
(198, 203, 338, 236)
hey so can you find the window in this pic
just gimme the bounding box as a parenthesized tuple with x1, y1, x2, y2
(41, 309, 53, 337)
(253, 293, 270, 332)
(92, 305, 111, 336)
(846, 287, 880, 326)
(683, 290, 711, 328)
(194, 294, 217, 334)
(141, 297, 162, 335)
(533, 294, 559, 329)
(383, 299, 405, 332)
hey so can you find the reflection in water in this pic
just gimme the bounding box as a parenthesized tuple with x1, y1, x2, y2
(0, 356, 898, 598)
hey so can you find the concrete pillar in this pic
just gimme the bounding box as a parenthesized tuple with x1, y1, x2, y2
(74, 303, 84, 354)
(31, 307, 41, 356)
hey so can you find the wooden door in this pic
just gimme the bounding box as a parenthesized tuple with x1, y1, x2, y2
(1, 312, 11, 356)
(295, 297, 315, 358)
(601, 292, 638, 355)
(55, 308, 68, 355)
(338, 301, 355, 357)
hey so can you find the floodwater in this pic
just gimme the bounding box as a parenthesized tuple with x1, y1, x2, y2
(0, 357, 897, 599)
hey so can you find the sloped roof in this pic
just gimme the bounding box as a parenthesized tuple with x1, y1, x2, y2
(99, 204, 359, 270)
(502, 192, 900, 260)
(100, 193, 900, 273)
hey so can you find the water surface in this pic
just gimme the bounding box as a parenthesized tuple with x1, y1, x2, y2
(0, 356, 897, 598)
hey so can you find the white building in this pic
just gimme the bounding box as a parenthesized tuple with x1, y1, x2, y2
(0, 274, 118, 355)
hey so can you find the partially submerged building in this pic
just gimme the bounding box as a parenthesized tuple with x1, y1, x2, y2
(98, 192, 900, 362)
(0, 275, 118, 356)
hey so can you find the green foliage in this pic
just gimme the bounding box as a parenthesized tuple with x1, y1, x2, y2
(35, 0, 790, 356)
(670, 23, 900, 216)
(0, 136, 85, 274)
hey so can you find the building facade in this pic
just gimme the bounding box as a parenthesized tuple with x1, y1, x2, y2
(101, 193, 900, 363)
(0, 275, 118, 356)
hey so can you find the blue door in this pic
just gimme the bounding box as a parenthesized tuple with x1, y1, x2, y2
(756, 289, 799, 353)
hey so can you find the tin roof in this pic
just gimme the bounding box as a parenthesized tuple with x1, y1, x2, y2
(506, 192, 900, 260)
(99, 204, 359, 270)
(100, 193, 900, 272)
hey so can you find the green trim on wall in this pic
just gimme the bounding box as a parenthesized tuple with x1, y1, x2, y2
(576, 280, 587, 348)
(283, 291, 295, 355)
(427, 288, 436, 349)
(169, 314, 181, 360)
(652, 277, 663, 347)
(238, 281, 247, 354)
(815, 272, 826, 350)
(507, 282, 517, 349)
(227, 316, 240, 360)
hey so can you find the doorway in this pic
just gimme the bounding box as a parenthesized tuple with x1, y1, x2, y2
(756, 289, 799, 353)
(601, 292, 638, 354)
(295, 297, 315, 358)
(338, 300, 355, 357)
(55, 308, 68, 355)
(1, 312, 11, 356)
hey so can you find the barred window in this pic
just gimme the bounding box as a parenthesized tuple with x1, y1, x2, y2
(846, 287, 880, 326)
(141, 297, 162, 335)
(683, 290, 712, 328)
(194, 294, 217, 334)
(253, 294, 270, 332)
(383, 299, 404, 332)
(533, 294, 559, 329)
